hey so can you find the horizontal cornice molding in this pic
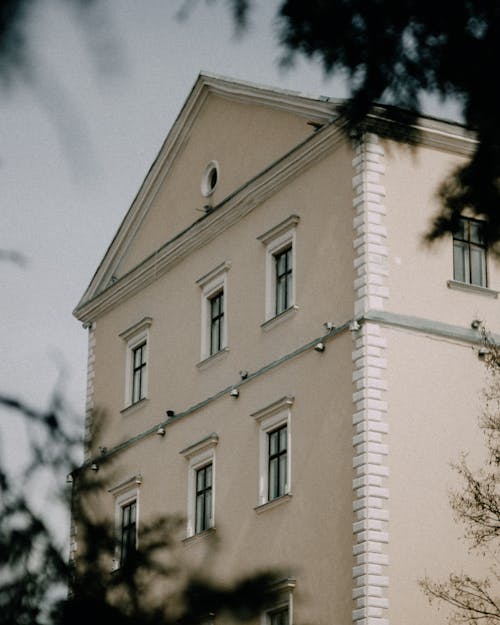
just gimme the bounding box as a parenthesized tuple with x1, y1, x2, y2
(367, 108, 476, 156)
(75, 74, 475, 320)
(76, 74, 474, 316)
(76, 310, 493, 470)
(202, 72, 338, 121)
(76, 75, 338, 311)
(363, 309, 500, 344)
(74, 121, 347, 323)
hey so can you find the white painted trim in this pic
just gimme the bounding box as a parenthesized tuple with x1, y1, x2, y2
(251, 396, 293, 506)
(201, 160, 219, 197)
(257, 215, 300, 245)
(447, 279, 498, 298)
(75, 73, 477, 320)
(260, 305, 299, 331)
(119, 316, 153, 341)
(74, 73, 337, 312)
(196, 261, 231, 288)
(351, 134, 390, 625)
(108, 473, 143, 495)
(122, 321, 151, 409)
(84, 322, 96, 461)
(261, 578, 296, 625)
(254, 493, 292, 514)
(110, 475, 141, 570)
(181, 434, 218, 538)
(197, 262, 230, 361)
(196, 346, 230, 370)
(258, 217, 299, 322)
(74, 122, 346, 324)
(180, 433, 219, 459)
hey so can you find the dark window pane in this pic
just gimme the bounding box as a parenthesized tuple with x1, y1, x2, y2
(269, 430, 278, 455)
(470, 221, 484, 245)
(279, 426, 287, 450)
(195, 463, 213, 533)
(279, 454, 287, 494)
(270, 608, 289, 625)
(210, 291, 224, 354)
(268, 425, 287, 500)
(120, 500, 136, 566)
(454, 218, 467, 240)
(269, 457, 278, 499)
(471, 246, 486, 286)
(453, 242, 467, 282)
(452, 218, 487, 287)
(131, 342, 146, 404)
(274, 246, 292, 315)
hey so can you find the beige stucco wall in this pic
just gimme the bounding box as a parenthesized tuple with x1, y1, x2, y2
(117, 94, 319, 277)
(84, 331, 355, 624)
(82, 109, 356, 622)
(383, 141, 500, 333)
(90, 139, 354, 449)
(77, 87, 500, 625)
(385, 326, 488, 624)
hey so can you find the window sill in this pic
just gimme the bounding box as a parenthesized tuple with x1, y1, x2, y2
(120, 398, 148, 416)
(182, 527, 216, 545)
(196, 347, 229, 370)
(254, 493, 292, 514)
(447, 280, 498, 298)
(261, 306, 298, 332)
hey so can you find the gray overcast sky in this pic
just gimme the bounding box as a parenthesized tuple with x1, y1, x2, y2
(0, 0, 457, 447)
(1, 0, 348, 428)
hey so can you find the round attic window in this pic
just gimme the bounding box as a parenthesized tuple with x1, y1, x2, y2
(201, 161, 219, 197)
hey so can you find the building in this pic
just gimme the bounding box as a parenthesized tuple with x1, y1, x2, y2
(73, 73, 500, 625)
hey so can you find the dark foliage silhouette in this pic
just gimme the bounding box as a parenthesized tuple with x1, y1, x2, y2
(3, 1, 500, 247)
(0, 394, 280, 625)
(222, 0, 500, 252)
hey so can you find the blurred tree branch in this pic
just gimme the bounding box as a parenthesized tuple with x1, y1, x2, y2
(217, 0, 500, 252)
(0, 392, 282, 624)
(4, 1, 500, 247)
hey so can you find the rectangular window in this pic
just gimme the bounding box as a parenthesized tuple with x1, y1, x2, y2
(195, 463, 213, 533)
(196, 262, 230, 362)
(119, 499, 137, 566)
(274, 247, 292, 315)
(131, 342, 147, 404)
(209, 291, 224, 355)
(257, 215, 299, 323)
(120, 317, 152, 410)
(453, 217, 487, 287)
(268, 425, 287, 501)
(252, 396, 293, 507)
(269, 607, 289, 625)
(181, 433, 218, 538)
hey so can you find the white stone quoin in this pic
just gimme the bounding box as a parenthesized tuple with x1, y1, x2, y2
(351, 134, 390, 625)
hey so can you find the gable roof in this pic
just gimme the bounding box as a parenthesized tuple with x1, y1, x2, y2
(73, 72, 340, 323)
(73, 73, 476, 325)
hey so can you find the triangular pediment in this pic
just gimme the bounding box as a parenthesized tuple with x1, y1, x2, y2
(74, 73, 339, 322)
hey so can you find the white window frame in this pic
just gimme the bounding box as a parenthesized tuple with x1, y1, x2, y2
(251, 396, 294, 506)
(180, 433, 218, 538)
(119, 317, 152, 409)
(257, 216, 299, 322)
(108, 474, 142, 571)
(452, 215, 488, 287)
(196, 262, 230, 362)
(261, 578, 296, 625)
(201, 160, 220, 197)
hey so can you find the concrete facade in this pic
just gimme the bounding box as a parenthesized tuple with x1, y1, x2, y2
(73, 73, 500, 625)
